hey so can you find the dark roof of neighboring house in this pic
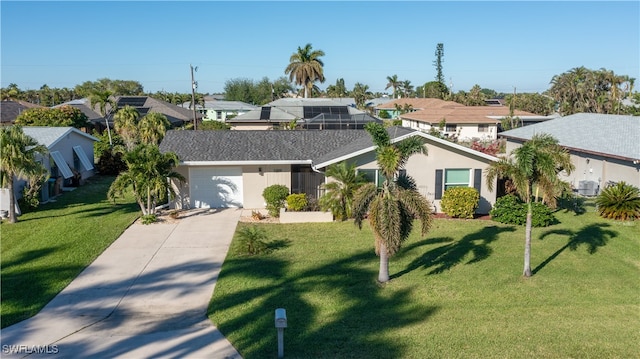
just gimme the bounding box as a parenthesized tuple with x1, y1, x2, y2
(115, 96, 200, 126)
(232, 98, 369, 123)
(1, 100, 43, 125)
(54, 98, 103, 122)
(500, 113, 640, 161)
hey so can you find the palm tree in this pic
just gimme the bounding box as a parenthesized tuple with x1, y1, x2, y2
(138, 112, 170, 145)
(113, 105, 140, 151)
(352, 82, 372, 110)
(400, 80, 414, 98)
(485, 134, 574, 277)
(108, 144, 184, 216)
(284, 43, 325, 98)
(386, 75, 400, 99)
(89, 90, 116, 146)
(319, 161, 368, 221)
(0, 126, 48, 223)
(353, 123, 433, 283)
(326, 78, 348, 98)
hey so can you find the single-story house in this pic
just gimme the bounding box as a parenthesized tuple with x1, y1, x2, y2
(377, 98, 553, 141)
(159, 127, 499, 214)
(228, 98, 381, 130)
(499, 113, 640, 195)
(1, 127, 98, 214)
(180, 100, 257, 122)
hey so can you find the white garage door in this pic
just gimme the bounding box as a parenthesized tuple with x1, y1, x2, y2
(189, 167, 243, 208)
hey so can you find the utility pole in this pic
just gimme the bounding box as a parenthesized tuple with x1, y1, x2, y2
(190, 64, 198, 130)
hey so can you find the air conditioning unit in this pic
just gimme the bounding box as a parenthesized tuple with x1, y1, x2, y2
(578, 180, 598, 196)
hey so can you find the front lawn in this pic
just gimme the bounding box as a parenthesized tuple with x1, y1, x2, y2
(1, 175, 139, 328)
(209, 202, 639, 358)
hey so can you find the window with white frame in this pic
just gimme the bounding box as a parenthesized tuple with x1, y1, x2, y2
(445, 124, 457, 132)
(478, 124, 489, 132)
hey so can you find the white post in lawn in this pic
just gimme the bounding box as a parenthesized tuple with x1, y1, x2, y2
(275, 308, 287, 358)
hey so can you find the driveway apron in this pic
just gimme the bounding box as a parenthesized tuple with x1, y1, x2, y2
(2, 209, 242, 359)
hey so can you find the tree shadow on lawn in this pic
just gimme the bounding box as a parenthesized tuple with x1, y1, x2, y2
(392, 225, 517, 279)
(532, 223, 617, 275)
(210, 251, 438, 358)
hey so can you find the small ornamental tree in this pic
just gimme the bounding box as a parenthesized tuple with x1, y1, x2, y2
(15, 106, 89, 128)
(262, 184, 289, 217)
(286, 193, 308, 211)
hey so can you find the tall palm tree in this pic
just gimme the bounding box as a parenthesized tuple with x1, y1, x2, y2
(284, 43, 325, 98)
(138, 112, 170, 146)
(319, 161, 367, 221)
(485, 134, 574, 277)
(89, 90, 116, 146)
(352, 82, 372, 110)
(400, 80, 414, 98)
(108, 144, 184, 216)
(113, 105, 140, 151)
(0, 126, 48, 223)
(353, 123, 433, 283)
(386, 74, 400, 99)
(326, 78, 348, 98)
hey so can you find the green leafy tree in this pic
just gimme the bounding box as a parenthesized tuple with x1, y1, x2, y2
(326, 78, 348, 98)
(319, 162, 367, 221)
(14, 106, 89, 128)
(548, 67, 635, 115)
(505, 93, 555, 116)
(352, 82, 373, 110)
(353, 123, 433, 283)
(386, 74, 400, 99)
(421, 81, 449, 99)
(485, 134, 574, 277)
(0, 126, 48, 223)
(199, 121, 231, 130)
(138, 112, 170, 145)
(284, 43, 325, 98)
(89, 89, 116, 146)
(113, 105, 140, 150)
(108, 144, 184, 217)
(434, 43, 445, 85)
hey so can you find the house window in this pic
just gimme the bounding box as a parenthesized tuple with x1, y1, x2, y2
(50, 157, 59, 178)
(445, 124, 457, 132)
(358, 169, 386, 188)
(73, 151, 81, 171)
(478, 124, 489, 132)
(444, 169, 470, 190)
(216, 111, 222, 120)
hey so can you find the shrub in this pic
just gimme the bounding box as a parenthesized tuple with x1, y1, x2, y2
(595, 182, 640, 220)
(251, 210, 265, 221)
(286, 193, 308, 211)
(236, 225, 268, 255)
(262, 184, 289, 217)
(490, 194, 556, 227)
(440, 187, 479, 219)
(141, 214, 157, 224)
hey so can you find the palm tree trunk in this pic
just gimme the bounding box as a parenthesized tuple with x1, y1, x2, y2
(378, 242, 390, 283)
(7, 175, 17, 223)
(523, 202, 533, 277)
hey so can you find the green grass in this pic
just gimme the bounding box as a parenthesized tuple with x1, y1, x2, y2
(1, 175, 139, 328)
(209, 201, 639, 358)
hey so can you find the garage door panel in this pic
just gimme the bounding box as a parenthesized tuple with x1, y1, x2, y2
(190, 167, 243, 208)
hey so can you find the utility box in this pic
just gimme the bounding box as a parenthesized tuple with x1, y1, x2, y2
(275, 308, 287, 328)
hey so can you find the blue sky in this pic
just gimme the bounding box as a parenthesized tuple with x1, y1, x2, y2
(2, 1, 638, 95)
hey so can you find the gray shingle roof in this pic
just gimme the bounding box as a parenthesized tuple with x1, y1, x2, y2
(499, 113, 640, 160)
(159, 127, 416, 164)
(1, 100, 43, 124)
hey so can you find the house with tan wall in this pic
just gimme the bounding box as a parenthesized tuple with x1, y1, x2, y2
(500, 113, 640, 195)
(159, 127, 499, 214)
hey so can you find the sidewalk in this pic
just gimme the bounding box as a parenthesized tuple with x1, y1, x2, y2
(1, 209, 242, 358)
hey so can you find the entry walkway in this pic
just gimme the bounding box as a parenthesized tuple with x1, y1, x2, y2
(2, 209, 242, 358)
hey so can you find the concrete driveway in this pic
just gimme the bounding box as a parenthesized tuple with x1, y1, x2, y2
(2, 209, 242, 358)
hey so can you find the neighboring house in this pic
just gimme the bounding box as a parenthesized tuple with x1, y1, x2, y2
(0, 100, 43, 126)
(53, 98, 104, 132)
(377, 98, 553, 141)
(228, 98, 381, 130)
(499, 113, 640, 195)
(189, 100, 258, 123)
(159, 127, 499, 214)
(0, 127, 98, 213)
